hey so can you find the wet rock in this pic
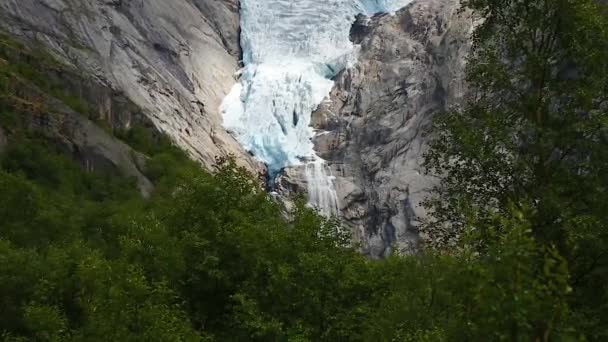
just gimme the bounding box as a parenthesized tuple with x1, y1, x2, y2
(280, 0, 473, 257)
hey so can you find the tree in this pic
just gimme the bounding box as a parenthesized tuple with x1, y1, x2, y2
(364, 212, 573, 341)
(424, 0, 608, 249)
(423, 0, 608, 338)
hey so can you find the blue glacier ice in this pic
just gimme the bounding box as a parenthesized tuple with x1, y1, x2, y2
(221, 0, 413, 215)
(363, 0, 416, 13)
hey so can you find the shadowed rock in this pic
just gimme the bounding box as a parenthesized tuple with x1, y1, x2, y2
(277, 0, 473, 257)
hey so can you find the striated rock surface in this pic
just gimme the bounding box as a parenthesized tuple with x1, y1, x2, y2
(15, 79, 154, 197)
(278, 0, 473, 257)
(0, 0, 258, 171)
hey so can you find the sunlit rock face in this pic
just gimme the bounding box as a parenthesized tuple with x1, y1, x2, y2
(0, 0, 259, 171)
(221, 0, 414, 216)
(277, 0, 474, 257)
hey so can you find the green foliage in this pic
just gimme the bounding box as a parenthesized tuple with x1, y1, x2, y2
(425, 0, 608, 247)
(114, 124, 175, 157)
(0, 131, 375, 340)
(365, 217, 573, 341)
(0, 132, 591, 340)
(424, 0, 608, 339)
(113, 125, 204, 208)
(0, 34, 91, 118)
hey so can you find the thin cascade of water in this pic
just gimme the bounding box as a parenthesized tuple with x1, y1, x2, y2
(306, 160, 340, 216)
(221, 0, 412, 216)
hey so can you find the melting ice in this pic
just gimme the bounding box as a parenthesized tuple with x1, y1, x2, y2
(221, 0, 413, 216)
(363, 0, 415, 13)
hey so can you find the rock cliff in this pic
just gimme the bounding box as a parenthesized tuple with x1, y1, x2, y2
(2, 0, 474, 257)
(0, 0, 257, 171)
(278, 0, 473, 257)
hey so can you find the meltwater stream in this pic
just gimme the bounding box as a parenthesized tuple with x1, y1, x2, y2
(221, 0, 412, 216)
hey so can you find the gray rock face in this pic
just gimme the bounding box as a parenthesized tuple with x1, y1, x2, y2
(3, 0, 473, 256)
(8, 78, 154, 197)
(0, 0, 257, 171)
(278, 0, 473, 257)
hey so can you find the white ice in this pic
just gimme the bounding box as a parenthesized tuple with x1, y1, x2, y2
(221, 0, 413, 216)
(363, 0, 415, 13)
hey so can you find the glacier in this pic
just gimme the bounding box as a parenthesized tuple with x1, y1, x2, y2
(221, 0, 413, 216)
(363, 0, 416, 13)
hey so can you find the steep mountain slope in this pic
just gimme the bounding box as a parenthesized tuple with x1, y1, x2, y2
(0, 0, 258, 171)
(1, 0, 472, 257)
(0, 33, 156, 195)
(278, 0, 473, 256)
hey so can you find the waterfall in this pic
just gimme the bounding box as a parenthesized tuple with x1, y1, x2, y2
(306, 160, 340, 217)
(221, 0, 412, 215)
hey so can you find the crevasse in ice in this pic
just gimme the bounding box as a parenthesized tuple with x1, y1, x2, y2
(221, 0, 413, 216)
